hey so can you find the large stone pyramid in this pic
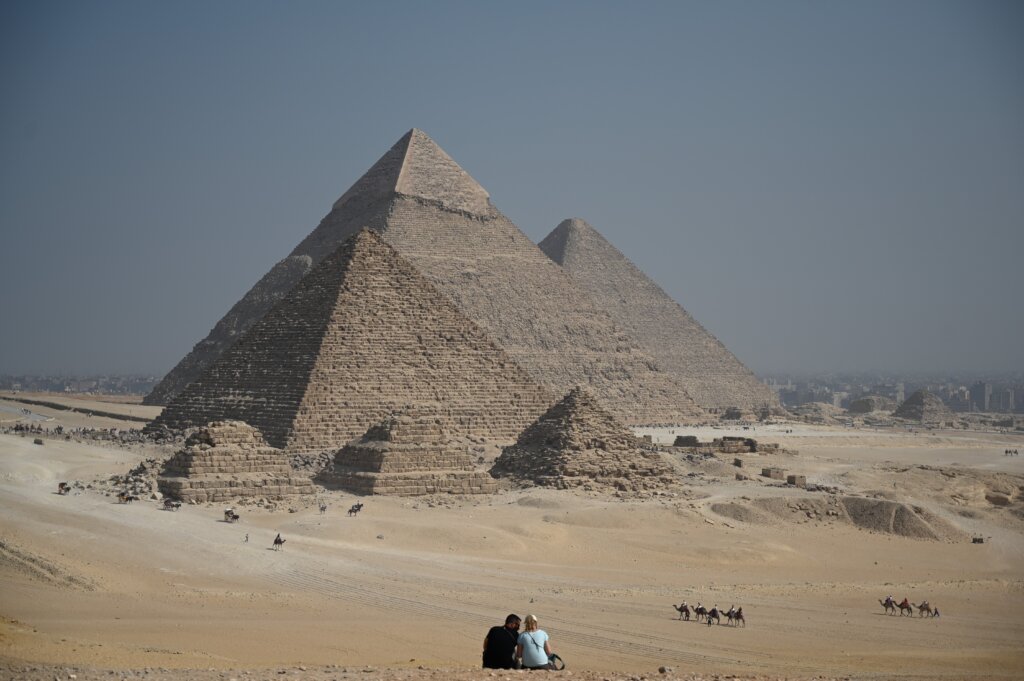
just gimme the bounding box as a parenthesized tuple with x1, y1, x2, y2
(147, 130, 703, 426)
(491, 387, 676, 491)
(327, 409, 498, 496)
(157, 421, 316, 503)
(148, 230, 554, 450)
(538, 218, 778, 413)
(894, 389, 954, 424)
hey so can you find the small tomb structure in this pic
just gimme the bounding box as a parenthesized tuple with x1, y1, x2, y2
(158, 421, 315, 503)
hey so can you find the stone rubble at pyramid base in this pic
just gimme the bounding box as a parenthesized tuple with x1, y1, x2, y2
(157, 421, 316, 503)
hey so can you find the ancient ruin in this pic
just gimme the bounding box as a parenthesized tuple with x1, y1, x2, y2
(148, 230, 553, 450)
(538, 218, 778, 413)
(157, 421, 315, 503)
(848, 395, 896, 413)
(894, 389, 955, 424)
(672, 434, 781, 455)
(146, 130, 703, 426)
(491, 387, 676, 491)
(325, 409, 497, 496)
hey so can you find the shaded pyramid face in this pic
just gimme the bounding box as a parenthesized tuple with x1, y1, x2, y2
(894, 389, 952, 423)
(149, 230, 555, 450)
(491, 387, 675, 490)
(539, 218, 778, 412)
(148, 130, 704, 426)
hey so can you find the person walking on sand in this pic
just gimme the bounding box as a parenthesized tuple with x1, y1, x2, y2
(517, 614, 554, 670)
(482, 614, 521, 669)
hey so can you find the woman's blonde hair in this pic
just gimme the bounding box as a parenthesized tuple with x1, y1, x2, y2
(523, 614, 539, 632)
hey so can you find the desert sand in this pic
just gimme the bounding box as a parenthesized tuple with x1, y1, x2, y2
(1, 395, 1023, 681)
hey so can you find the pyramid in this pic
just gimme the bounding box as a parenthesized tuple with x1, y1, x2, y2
(326, 408, 498, 496)
(157, 421, 316, 503)
(146, 130, 703, 426)
(148, 230, 554, 450)
(893, 389, 954, 424)
(491, 387, 676, 491)
(538, 218, 779, 413)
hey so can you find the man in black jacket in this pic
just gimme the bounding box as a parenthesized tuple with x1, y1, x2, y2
(482, 614, 521, 669)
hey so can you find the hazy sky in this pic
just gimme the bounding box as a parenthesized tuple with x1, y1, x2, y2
(1, 1, 1021, 376)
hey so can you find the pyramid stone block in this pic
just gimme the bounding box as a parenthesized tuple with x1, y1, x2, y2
(157, 421, 316, 503)
(492, 388, 677, 492)
(326, 409, 498, 496)
(539, 218, 779, 413)
(147, 130, 703, 426)
(148, 230, 554, 451)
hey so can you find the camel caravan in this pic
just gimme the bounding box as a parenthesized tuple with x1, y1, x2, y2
(880, 595, 940, 618)
(672, 602, 745, 627)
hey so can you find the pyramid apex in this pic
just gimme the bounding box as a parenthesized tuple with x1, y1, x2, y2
(539, 218, 601, 266)
(333, 129, 492, 216)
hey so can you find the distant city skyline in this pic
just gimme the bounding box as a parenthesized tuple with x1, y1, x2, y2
(1, 1, 1022, 376)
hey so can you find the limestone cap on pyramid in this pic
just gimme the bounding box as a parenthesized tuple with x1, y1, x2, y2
(332, 128, 492, 216)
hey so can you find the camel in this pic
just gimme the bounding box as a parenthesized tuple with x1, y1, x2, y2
(273, 533, 285, 551)
(672, 603, 691, 621)
(730, 607, 745, 627)
(694, 603, 707, 622)
(913, 602, 935, 617)
(897, 598, 913, 616)
(706, 606, 721, 626)
(879, 597, 896, 615)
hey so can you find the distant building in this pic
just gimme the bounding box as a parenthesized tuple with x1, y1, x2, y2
(971, 382, 992, 411)
(993, 388, 1015, 413)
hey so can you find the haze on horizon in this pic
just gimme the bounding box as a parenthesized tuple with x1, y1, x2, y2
(1, 1, 1021, 378)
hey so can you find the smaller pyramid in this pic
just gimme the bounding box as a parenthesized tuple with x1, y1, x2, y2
(327, 409, 497, 496)
(491, 388, 676, 491)
(893, 390, 954, 424)
(157, 421, 316, 503)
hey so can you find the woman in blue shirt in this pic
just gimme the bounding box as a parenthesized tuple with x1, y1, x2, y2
(516, 614, 553, 670)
